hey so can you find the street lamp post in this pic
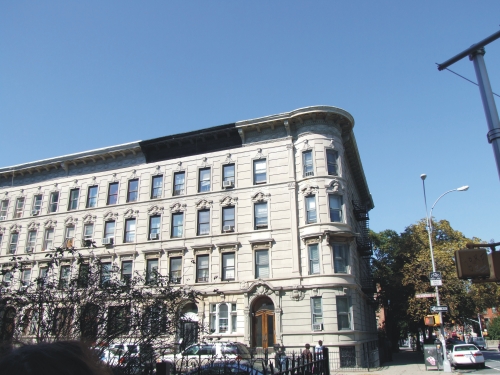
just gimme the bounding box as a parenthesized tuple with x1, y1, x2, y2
(420, 174, 469, 371)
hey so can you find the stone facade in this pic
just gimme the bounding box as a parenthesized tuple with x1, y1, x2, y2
(0, 106, 377, 354)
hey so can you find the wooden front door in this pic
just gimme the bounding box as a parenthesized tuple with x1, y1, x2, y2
(252, 297, 275, 348)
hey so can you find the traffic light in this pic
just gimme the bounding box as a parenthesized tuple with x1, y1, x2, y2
(455, 248, 500, 282)
(424, 315, 441, 326)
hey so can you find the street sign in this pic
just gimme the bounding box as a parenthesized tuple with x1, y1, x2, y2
(430, 305, 449, 313)
(416, 293, 437, 298)
(429, 271, 443, 286)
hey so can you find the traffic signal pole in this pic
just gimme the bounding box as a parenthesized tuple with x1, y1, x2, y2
(437, 30, 500, 181)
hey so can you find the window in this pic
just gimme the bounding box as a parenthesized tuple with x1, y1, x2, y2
(49, 192, 59, 213)
(107, 306, 130, 335)
(222, 164, 235, 188)
(151, 175, 163, 199)
(254, 202, 268, 229)
(124, 219, 136, 243)
(83, 223, 94, 241)
(339, 346, 355, 368)
(87, 186, 98, 208)
(32, 195, 42, 215)
(255, 250, 269, 278)
(253, 159, 266, 184)
(173, 172, 185, 196)
(337, 296, 351, 330)
(171, 213, 183, 238)
(0, 200, 8, 219)
(326, 149, 339, 176)
(14, 197, 24, 218)
(26, 231, 36, 252)
(311, 297, 323, 325)
(146, 259, 158, 285)
(149, 215, 161, 240)
(222, 253, 235, 281)
(104, 221, 115, 240)
(196, 255, 209, 283)
(121, 261, 132, 285)
(169, 257, 182, 284)
(305, 195, 317, 224)
(107, 182, 119, 205)
(209, 303, 237, 334)
(308, 244, 320, 275)
(2, 270, 12, 286)
(43, 229, 54, 250)
(127, 179, 139, 202)
(78, 264, 89, 288)
(9, 233, 18, 254)
(198, 168, 211, 192)
(222, 206, 235, 231)
(333, 244, 349, 273)
(59, 265, 71, 289)
(303, 150, 314, 177)
(68, 189, 79, 211)
(197, 210, 210, 236)
(38, 267, 48, 288)
(52, 307, 73, 337)
(21, 269, 31, 288)
(100, 262, 111, 287)
(329, 195, 343, 222)
(65, 226, 75, 248)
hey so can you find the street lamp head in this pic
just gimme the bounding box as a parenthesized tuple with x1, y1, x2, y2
(420, 174, 427, 181)
(457, 185, 469, 191)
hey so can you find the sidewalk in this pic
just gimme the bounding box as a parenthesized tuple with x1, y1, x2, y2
(336, 347, 443, 375)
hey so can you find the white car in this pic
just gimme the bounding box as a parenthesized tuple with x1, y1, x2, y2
(447, 344, 485, 369)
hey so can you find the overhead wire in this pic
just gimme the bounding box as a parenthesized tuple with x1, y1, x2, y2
(436, 63, 500, 98)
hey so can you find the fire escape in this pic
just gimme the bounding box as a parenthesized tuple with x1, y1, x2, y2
(352, 200, 376, 295)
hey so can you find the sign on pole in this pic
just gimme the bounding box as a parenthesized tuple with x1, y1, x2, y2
(429, 271, 443, 286)
(430, 305, 449, 313)
(416, 293, 437, 298)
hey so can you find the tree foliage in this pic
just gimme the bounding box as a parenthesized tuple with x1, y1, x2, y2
(372, 219, 499, 349)
(0, 246, 200, 371)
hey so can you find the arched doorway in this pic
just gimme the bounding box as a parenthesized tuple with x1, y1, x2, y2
(252, 297, 275, 348)
(180, 302, 198, 350)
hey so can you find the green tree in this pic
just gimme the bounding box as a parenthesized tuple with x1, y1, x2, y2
(486, 317, 500, 340)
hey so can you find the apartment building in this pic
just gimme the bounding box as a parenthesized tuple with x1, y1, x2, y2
(0, 106, 377, 357)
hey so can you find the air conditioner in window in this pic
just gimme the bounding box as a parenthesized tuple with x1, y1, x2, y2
(223, 225, 234, 232)
(25, 247, 34, 253)
(0, 216, 5, 221)
(304, 171, 314, 177)
(312, 323, 323, 331)
(102, 237, 114, 245)
(223, 180, 234, 188)
(150, 233, 160, 240)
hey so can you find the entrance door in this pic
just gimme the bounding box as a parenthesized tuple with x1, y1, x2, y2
(252, 297, 275, 348)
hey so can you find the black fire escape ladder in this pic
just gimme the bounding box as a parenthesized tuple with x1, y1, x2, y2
(352, 200, 372, 257)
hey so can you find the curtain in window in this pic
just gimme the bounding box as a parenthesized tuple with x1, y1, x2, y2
(255, 250, 269, 278)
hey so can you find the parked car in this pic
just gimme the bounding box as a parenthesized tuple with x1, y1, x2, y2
(472, 337, 487, 350)
(184, 362, 265, 375)
(159, 341, 252, 372)
(447, 344, 485, 369)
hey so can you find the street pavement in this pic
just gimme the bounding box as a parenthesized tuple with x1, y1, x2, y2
(338, 347, 500, 375)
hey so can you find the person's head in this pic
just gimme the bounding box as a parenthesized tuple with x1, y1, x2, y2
(305, 343, 310, 349)
(0, 341, 111, 375)
(318, 340, 323, 346)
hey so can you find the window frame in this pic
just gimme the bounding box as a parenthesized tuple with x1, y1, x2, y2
(254, 202, 268, 230)
(173, 172, 185, 196)
(149, 215, 161, 240)
(209, 303, 238, 334)
(303, 150, 314, 177)
(222, 206, 235, 231)
(337, 296, 352, 330)
(329, 194, 343, 223)
(308, 243, 320, 275)
(68, 188, 80, 211)
(86, 186, 99, 208)
(196, 254, 209, 283)
(9, 232, 19, 254)
(311, 297, 323, 326)
(0, 200, 8, 218)
(26, 230, 37, 252)
(326, 149, 339, 176)
(254, 249, 269, 279)
(145, 258, 159, 285)
(151, 175, 163, 199)
(43, 228, 54, 251)
(198, 168, 211, 193)
(171, 212, 184, 238)
(169, 257, 182, 284)
(124, 218, 136, 243)
(222, 252, 235, 281)
(14, 197, 25, 218)
(333, 243, 350, 273)
(48, 192, 59, 213)
(104, 221, 115, 241)
(127, 179, 139, 203)
(121, 260, 133, 285)
(305, 195, 317, 224)
(32, 194, 43, 215)
(83, 223, 94, 241)
(59, 265, 71, 289)
(197, 209, 210, 236)
(253, 159, 267, 185)
(107, 182, 119, 205)
(222, 164, 235, 188)
(100, 262, 111, 287)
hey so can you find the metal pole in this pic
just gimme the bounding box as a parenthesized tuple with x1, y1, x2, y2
(470, 48, 500, 180)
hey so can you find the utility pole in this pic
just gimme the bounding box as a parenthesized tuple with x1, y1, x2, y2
(437, 30, 500, 181)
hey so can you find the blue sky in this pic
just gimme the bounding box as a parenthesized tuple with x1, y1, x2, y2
(1, 1, 500, 242)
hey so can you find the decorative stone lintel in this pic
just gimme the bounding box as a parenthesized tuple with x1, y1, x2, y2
(142, 248, 163, 256)
(249, 238, 274, 250)
(216, 242, 240, 252)
(164, 247, 186, 257)
(325, 230, 355, 244)
(118, 250, 138, 258)
(191, 244, 213, 254)
(300, 232, 323, 244)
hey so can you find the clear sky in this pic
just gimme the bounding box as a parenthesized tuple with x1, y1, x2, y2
(1, 1, 499, 243)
